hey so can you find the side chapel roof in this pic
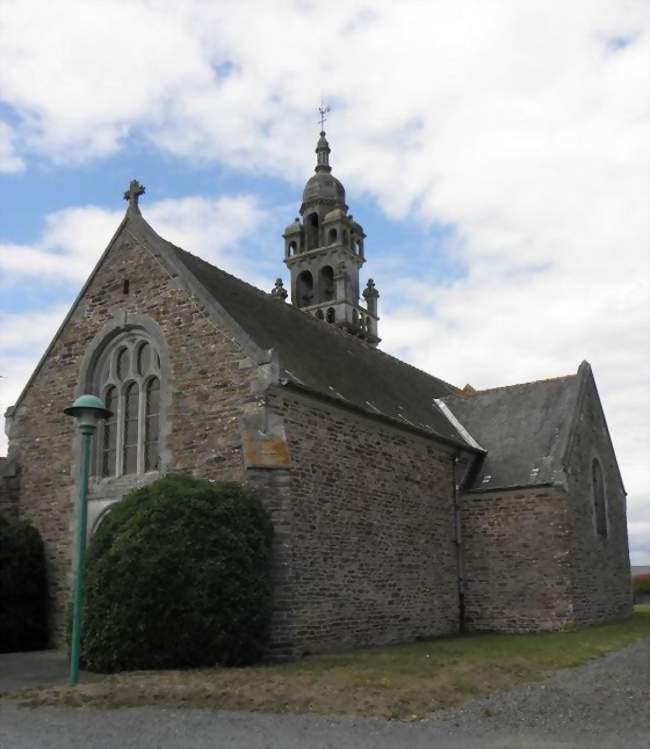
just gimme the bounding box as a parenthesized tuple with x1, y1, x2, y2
(439, 369, 586, 492)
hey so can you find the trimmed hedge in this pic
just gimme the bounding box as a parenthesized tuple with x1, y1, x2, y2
(0, 514, 48, 653)
(81, 475, 273, 673)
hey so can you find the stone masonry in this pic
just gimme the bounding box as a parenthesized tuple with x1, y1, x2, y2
(0, 457, 20, 520)
(264, 387, 460, 655)
(462, 487, 575, 631)
(5, 225, 258, 644)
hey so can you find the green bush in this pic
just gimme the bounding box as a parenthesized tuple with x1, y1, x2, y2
(80, 475, 274, 673)
(632, 574, 650, 597)
(0, 514, 48, 653)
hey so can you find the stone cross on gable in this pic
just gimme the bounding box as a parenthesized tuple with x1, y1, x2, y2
(123, 179, 145, 208)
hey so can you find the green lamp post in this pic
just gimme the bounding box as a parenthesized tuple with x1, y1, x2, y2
(64, 394, 112, 685)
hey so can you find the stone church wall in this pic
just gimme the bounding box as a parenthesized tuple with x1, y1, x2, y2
(0, 457, 20, 520)
(461, 487, 575, 631)
(263, 387, 460, 656)
(564, 378, 632, 624)
(6, 230, 257, 645)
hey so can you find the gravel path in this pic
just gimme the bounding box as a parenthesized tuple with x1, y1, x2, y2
(1, 640, 648, 749)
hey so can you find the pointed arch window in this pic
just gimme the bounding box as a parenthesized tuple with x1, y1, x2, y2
(94, 333, 163, 477)
(592, 458, 608, 537)
(145, 377, 160, 472)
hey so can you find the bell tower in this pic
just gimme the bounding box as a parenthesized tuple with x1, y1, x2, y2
(279, 126, 380, 346)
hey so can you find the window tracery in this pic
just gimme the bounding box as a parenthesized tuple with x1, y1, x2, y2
(94, 333, 162, 477)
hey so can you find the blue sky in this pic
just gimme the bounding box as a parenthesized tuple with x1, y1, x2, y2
(0, 0, 648, 562)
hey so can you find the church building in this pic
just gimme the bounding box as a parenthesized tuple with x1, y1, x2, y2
(0, 130, 632, 654)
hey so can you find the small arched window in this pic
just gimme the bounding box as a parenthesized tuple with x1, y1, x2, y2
(288, 241, 297, 257)
(328, 228, 338, 244)
(94, 332, 163, 477)
(592, 458, 608, 537)
(326, 307, 336, 323)
(319, 266, 335, 302)
(307, 213, 319, 250)
(296, 270, 314, 308)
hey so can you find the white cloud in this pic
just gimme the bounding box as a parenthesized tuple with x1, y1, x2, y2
(0, 194, 268, 285)
(144, 196, 270, 284)
(0, 122, 24, 172)
(0, 305, 69, 454)
(0, 0, 647, 560)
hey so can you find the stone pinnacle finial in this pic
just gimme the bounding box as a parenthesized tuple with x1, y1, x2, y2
(123, 179, 145, 210)
(315, 131, 331, 174)
(363, 278, 378, 298)
(271, 278, 288, 301)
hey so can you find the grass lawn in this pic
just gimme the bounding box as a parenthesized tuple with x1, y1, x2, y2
(6, 605, 650, 721)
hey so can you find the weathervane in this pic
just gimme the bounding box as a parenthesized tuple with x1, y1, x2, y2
(318, 102, 330, 132)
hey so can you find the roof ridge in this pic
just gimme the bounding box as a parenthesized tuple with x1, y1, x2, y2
(456, 372, 577, 398)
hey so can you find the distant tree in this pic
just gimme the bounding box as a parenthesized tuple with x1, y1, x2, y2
(632, 574, 650, 603)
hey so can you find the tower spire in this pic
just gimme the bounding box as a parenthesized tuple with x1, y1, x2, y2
(315, 103, 332, 173)
(315, 132, 331, 173)
(280, 118, 380, 346)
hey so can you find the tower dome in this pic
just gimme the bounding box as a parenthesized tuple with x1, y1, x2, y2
(301, 173, 346, 210)
(300, 130, 347, 215)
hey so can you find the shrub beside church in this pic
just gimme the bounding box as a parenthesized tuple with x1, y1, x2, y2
(81, 476, 273, 672)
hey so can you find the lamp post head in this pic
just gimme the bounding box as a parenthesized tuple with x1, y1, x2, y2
(64, 394, 112, 430)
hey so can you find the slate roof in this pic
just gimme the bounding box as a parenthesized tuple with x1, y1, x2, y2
(440, 373, 582, 491)
(162, 239, 471, 447)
